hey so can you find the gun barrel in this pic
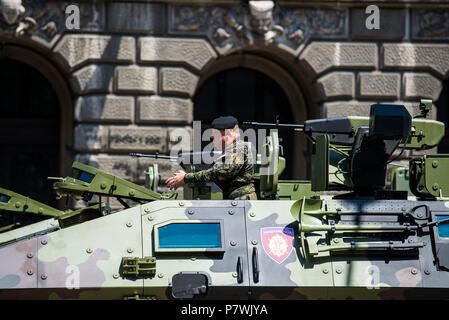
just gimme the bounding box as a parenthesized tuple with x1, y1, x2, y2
(47, 177, 64, 181)
(242, 121, 305, 131)
(129, 153, 176, 160)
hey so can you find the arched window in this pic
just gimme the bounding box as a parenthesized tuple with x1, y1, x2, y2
(194, 67, 295, 179)
(0, 59, 60, 208)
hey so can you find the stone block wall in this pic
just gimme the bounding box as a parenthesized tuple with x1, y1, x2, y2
(48, 2, 218, 192)
(1, 0, 448, 196)
(304, 43, 447, 113)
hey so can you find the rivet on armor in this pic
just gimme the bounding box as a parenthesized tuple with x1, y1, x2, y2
(232, 272, 238, 278)
(231, 201, 237, 206)
(191, 257, 197, 261)
(424, 269, 431, 275)
(27, 270, 34, 276)
(333, 238, 340, 244)
(179, 201, 184, 207)
(411, 268, 418, 275)
(41, 239, 47, 245)
(230, 241, 237, 246)
(41, 274, 47, 280)
(26, 252, 33, 259)
(148, 216, 154, 221)
(432, 183, 439, 191)
(127, 248, 134, 253)
(86, 248, 93, 254)
(158, 273, 164, 278)
(251, 240, 258, 245)
(126, 221, 133, 227)
(228, 209, 235, 215)
(113, 273, 120, 279)
(100, 182, 107, 190)
(336, 267, 342, 274)
(144, 208, 150, 213)
(432, 160, 439, 168)
(322, 268, 329, 274)
(129, 191, 135, 197)
(38, 208, 43, 214)
(249, 212, 256, 217)
(188, 209, 194, 215)
(15, 202, 21, 208)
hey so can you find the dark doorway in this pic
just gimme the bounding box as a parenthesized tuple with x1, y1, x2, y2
(194, 68, 294, 179)
(0, 59, 60, 208)
(437, 78, 449, 153)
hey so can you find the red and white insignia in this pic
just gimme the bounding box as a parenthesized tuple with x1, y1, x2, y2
(261, 227, 294, 264)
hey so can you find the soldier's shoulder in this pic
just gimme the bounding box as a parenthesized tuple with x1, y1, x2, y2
(235, 139, 249, 150)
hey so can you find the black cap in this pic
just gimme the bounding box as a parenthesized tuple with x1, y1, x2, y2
(211, 116, 238, 129)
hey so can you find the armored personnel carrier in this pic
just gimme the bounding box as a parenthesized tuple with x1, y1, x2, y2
(1, 99, 449, 300)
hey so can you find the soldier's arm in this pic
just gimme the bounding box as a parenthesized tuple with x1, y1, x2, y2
(184, 149, 245, 184)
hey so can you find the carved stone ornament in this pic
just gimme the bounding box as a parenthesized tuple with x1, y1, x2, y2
(249, 1, 274, 34)
(0, 1, 104, 46)
(169, 3, 347, 54)
(0, 0, 41, 36)
(413, 9, 449, 40)
(0, 0, 25, 25)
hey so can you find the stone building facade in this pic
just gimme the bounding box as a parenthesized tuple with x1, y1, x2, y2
(0, 0, 448, 205)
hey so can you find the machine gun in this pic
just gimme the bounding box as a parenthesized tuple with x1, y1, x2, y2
(130, 146, 321, 200)
(130, 151, 223, 171)
(244, 100, 445, 198)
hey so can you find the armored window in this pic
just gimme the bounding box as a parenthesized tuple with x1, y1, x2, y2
(437, 215, 449, 239)
(154, 220, 224, 252)
(73, 170, 94, 183)
(431, 213, 449, 270)
(0, 194, 10, 203)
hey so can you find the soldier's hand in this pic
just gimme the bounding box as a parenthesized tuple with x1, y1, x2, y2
(166, 170, 186, 190)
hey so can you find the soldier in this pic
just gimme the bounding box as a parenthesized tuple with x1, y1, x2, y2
(166, 116, 257, 200)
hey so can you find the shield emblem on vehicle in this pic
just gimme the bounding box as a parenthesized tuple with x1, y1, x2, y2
(261, 227, 294, 264)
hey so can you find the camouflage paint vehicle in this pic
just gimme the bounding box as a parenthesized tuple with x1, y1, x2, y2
(1, 99, 449, 300)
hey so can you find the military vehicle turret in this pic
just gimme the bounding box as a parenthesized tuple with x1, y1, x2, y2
(1, 99, 449, 300)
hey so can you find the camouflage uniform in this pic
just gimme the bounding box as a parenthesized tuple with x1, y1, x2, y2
(184, 140, 256, 199)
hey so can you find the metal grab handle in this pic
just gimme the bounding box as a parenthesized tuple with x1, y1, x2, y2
(236, 256, 243, 283)
(422, 217, 449, 228)
(252, 247, 259, 283)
